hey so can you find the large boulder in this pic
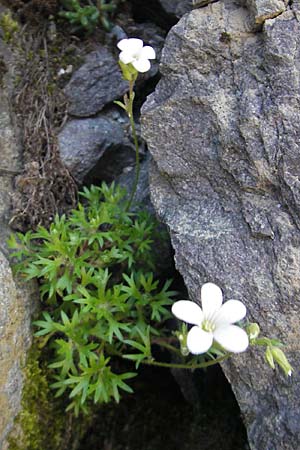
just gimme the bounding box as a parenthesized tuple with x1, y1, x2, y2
(0, 252, 37, 450)
(142, 1, 300, 449)
(0, 15, 37, 448)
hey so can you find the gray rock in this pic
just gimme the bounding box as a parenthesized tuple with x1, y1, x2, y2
(58, 111, 135, 184)
(142, 1, 300, 449)
(245, 0, 287, 24)
(159, 0, 193, 17)
(0, 252, 38, 450)
(118, 155, 174, 277)
(118, 154, 154, 212)
(0, 15, 38, 448)
(64, 46, 128, 117)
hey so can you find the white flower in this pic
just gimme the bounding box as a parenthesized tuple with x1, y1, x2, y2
(172, 282, 249, 355)
(117, 38, 156, 73)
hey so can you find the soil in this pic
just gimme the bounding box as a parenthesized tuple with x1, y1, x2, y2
(78, 365, 249, 450)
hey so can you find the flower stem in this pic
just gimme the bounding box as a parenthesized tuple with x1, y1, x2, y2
(126, 80, 140, 211)
(139, 353, 232, 370)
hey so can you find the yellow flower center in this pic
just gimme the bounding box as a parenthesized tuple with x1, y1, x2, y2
(202, 319, 215, 333)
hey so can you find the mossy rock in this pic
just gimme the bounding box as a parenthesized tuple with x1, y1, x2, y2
(8, 346, 65, 450)
(7, 345, 93, 450)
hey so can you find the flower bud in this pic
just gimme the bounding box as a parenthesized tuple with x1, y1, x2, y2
(247, 323, 260, 341)
(178, 333, 184, 342)
(180, 344, 190, 357)
(118, 60, 138, 82)
(271, 347, 293, 377)
(265, 346, 275, 369)
(176, 330, 189, 356)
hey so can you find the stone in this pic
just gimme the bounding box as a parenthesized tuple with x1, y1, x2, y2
(0, 13, 38, 448)
(117, 154, 154, 213)
(58, 109, 136, 184)
(0, 252, 37, 450)
(64, 46, 129, 117)
(246, 0, 287, 24)
(142, 1, 300, 449)
(159, 0, 193, 17)
(118, 154, 174, 277)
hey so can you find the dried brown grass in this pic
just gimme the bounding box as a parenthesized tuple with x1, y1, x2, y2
(10, 24, 77, 231)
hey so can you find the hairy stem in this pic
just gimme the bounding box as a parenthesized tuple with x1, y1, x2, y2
(126, 80, 140, 211)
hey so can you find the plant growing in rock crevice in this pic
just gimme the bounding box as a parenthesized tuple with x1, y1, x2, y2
(10, 182, 291, 417)
(8, 34, 292, 424)
(9, 183, 176, 414)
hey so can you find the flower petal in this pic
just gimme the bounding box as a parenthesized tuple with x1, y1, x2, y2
(119, 38, 143, 53)
(140, 45, 156, 60)
(171, 300, 203, 325)
(187, 326, 213, 354)
(119, 50, 134, 65)
(132, 58, 151, 73)
(117, 38, 129, 51)
(201, 282, 223, 320)
(214, 300, 247, 326)
(213, 325, 249, 353)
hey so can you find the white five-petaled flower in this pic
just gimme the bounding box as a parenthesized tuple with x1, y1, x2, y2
(172, 282, 249, 355)
(117, 38, 156, 73)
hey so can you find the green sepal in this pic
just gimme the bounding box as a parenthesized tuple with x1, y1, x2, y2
(118, 60, 138, 82)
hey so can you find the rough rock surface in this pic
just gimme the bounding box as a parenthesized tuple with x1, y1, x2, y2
(58, 109, 135, 184)
(118, 154, 153, 212)
(0, 17, 37, 449)
(142, 1, 300, 449)
(64, 46, 128, 117)
(246, 0, 288, 24)
(118, 154, 174, 278)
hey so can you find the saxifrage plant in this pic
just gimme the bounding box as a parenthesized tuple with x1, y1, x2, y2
(9, 183, 177, 415)
(8, 36, 293, 420)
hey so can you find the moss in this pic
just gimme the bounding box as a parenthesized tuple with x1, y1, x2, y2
(0, 12, 20, 42)
(7, 346, 66, 450)
(7, 344, 96, 450)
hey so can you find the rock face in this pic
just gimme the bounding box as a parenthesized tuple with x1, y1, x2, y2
(0, 20, 37, 449)
(58, 111, 133, 184)
(142, 1, 300, 449)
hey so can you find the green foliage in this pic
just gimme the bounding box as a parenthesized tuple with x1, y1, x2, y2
(10, 183, 175, 415)
(58, 0, 118, 33)
(0, 11, 20, 43)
